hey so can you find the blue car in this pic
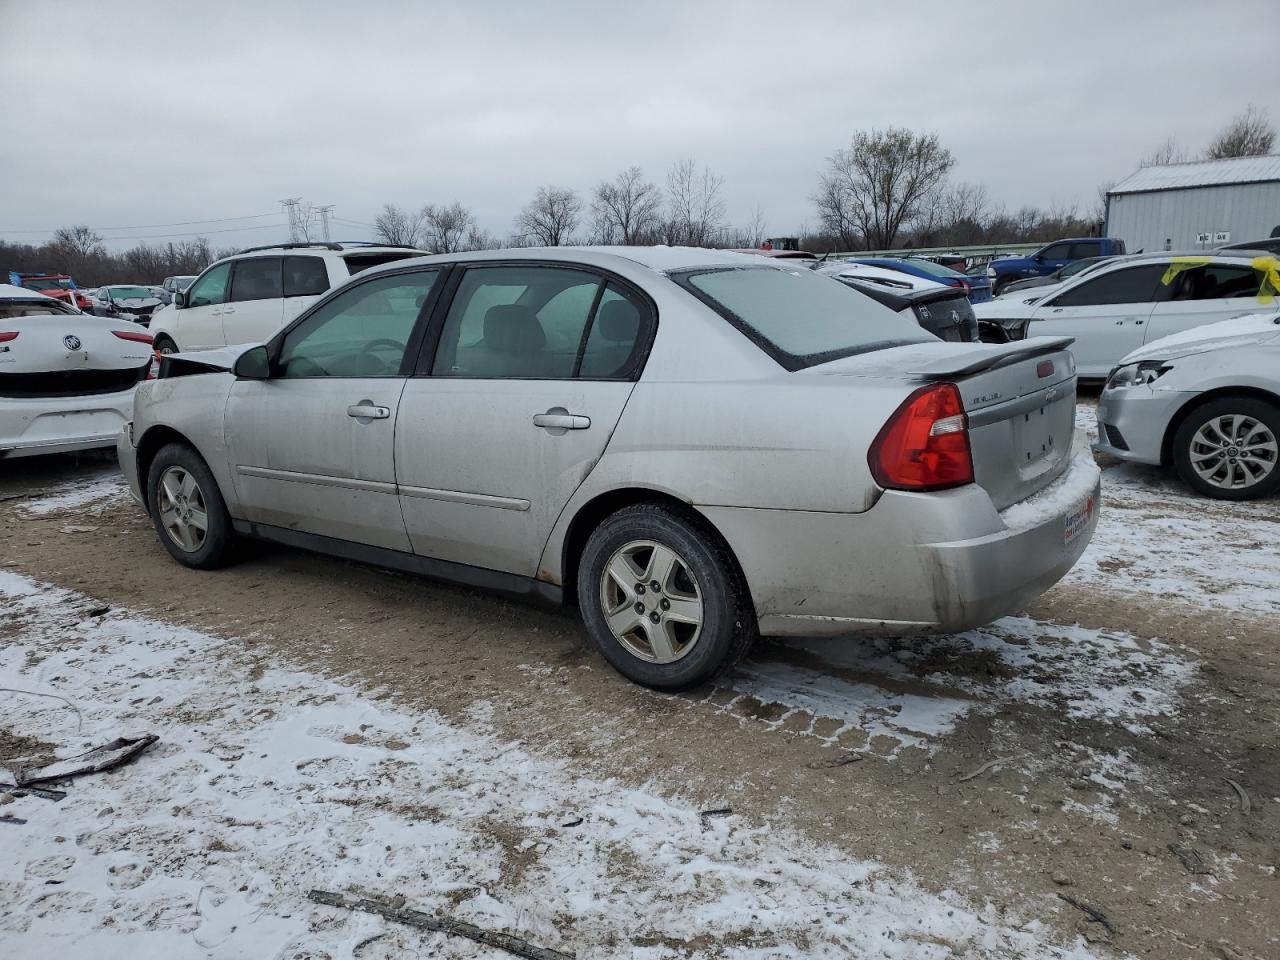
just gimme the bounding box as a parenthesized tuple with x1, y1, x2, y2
(851, 257, 993, 304)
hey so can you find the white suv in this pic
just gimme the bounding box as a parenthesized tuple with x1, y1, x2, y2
(149, 242, 425, 353)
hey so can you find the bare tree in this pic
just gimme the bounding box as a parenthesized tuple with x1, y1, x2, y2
(424, 202, 475, 253)
(664, 158, 726, 246)
(591, 167, 663, 244)
(742, 204, 767, 248)
(1205, 104, 1275, 160)
(1141, 135, 1188, 167)
(51, 225, 106, 258)
(373, 203, 426, 247)
(813, 128, 954, 250)
(461, 224, 501, 251)
(516, 186, 581, 246)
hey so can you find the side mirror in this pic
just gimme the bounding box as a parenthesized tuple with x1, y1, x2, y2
(233, 345, 272, 380)
(174, 291, 187, 308)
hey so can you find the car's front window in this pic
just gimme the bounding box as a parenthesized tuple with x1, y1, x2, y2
(672, 265, 930, 371)
(109, 286, 152, 300)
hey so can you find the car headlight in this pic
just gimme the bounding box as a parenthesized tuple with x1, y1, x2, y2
(986, 267, 996, 278)
(1106, 360, 1170, 389)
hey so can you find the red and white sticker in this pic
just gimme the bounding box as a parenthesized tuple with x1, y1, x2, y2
(1064, 494, 1095, 544)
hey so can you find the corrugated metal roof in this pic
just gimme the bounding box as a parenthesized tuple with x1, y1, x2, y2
(1109, 155, 1280, 195)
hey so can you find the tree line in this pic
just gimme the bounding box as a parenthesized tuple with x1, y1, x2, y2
(6, 104, 1272, 287)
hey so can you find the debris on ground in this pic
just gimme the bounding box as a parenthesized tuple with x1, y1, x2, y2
(309, 889, 575, 960)
(0, 814, 27, 825)
(11, 734, 158, 787)
(807, 751, 863, 769)
(1057, 892, 1114, 934)
(957, 753, 1027, 783)
(1168, 843, 1213, 875)
(1222, 777, 1251, 814)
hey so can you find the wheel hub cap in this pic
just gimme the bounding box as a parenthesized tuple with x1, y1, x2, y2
(157, 465, 209, 552)
(1189, 414, 1278, 490)
(600, 539, 704, 664)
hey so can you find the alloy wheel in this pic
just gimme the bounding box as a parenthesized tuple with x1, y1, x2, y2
(157, 465, 209, 552)
(1188, 413, 1278, 491)
(599, 539, 703, 664)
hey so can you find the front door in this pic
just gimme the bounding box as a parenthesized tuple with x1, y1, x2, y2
(176, 261, 232, 350)
(1030, 263, 1167, 378)
(396, 265, 653, 576)
(225, 268, 443, 550)
(1144, 262, 1267, 345)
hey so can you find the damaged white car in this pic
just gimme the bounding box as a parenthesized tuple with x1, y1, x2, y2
(0, 283, 156, 459)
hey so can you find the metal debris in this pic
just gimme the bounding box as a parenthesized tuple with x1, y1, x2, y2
(13, 734, 158, 787)
(1222, 778, 1251, 815)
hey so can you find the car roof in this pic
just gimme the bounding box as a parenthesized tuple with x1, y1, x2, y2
(355, 245, 780, 278)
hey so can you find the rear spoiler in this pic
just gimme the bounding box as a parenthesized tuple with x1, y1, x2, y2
(905, 336, 1076, 378)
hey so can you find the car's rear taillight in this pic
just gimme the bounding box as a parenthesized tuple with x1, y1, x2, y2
(956, 279, 971, 296)
(0, 332, 18, 343)
(868, 382, 974, 491)
(112, 330, 154, 345)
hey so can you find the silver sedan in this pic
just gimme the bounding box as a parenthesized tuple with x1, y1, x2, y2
(118, 247, 1099, 690)
(1095, 311, 1280, 499)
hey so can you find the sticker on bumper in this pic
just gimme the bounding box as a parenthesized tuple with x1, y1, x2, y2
(1064, 494, 1095, 544)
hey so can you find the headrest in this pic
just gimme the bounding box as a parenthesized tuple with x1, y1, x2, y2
(484, 304, 545, 353)
(598, 298, 640, 342)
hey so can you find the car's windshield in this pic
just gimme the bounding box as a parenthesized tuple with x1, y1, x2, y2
(23, 278, 72, 291)
(109, 286, 153, 300)
(0, 299, 77, 318)
(1060, 258, 1108, 279)
(672, 265, 930, 371)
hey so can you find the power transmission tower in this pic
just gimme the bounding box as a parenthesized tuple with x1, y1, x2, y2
(316, 205, 334, 242)
(279, 197, 302, 241)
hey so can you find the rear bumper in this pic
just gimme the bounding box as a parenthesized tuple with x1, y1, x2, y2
(0, 389, 135, 459)
(1093, 385, 1197, 465)
(700, 454, 1101, 637)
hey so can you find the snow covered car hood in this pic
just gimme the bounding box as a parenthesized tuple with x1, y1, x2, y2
(1121, 311, 1280, 363)
(972, 294, 1050, 319)
(113, 297, 162, 309)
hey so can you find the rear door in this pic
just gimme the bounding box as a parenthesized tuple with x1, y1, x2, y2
(395, 264, 653, 576)
(225, 268, 443, 550)
(1145, 262, 1264, 345)
(220, 256, 285, 345)
(1030, 264, 1167, 378)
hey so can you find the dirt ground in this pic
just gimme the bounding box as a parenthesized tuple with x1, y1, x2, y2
(1, 431, 1277, 958)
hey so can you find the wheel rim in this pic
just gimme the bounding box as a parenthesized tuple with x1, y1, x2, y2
(1188, 413, 1278, 490)
(158, 342, 176, 355)
(157, 465, 209, 552)
(599, 539, 703, 664)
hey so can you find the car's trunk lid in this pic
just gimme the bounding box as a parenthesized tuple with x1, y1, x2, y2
(812, 337, 1078, 509)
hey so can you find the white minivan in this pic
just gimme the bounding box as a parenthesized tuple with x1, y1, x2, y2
(973, 251, 1275, 378)
(149, 242, 425, 353)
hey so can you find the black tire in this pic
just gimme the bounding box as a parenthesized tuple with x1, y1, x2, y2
(993, 278, 1015, 297)
(1172, 396, 1280, 501)
(146, 442, 240, 568)
(577, 502, 756, 691)
(153, 334, 179, 355)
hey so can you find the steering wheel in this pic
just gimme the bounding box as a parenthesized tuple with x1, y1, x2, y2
(355, 338, 405, 376)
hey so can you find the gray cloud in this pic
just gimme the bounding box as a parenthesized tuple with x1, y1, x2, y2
(1, 0, 1272, 250)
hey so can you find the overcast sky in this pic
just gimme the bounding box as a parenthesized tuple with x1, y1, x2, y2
(1, 0, 1273, 251)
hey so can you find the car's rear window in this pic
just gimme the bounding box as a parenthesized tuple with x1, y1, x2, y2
(672, 266, 930, 371)
(0, 299, 77, 319)
(342, 252, 420, 275)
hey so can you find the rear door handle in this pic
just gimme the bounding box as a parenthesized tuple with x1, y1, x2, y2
(533, 413, 590, 430)
(347, 403, 391, 420)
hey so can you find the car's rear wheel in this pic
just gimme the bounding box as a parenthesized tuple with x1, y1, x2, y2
(153, 335, 178, 355)
(578, 502, 756, 691)
(146, 442, 239, 568)
(1172, 396, 1280, 500)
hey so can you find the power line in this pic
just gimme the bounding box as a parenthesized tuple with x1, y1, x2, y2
(0, 222, 292, 244)
(0, 212, 279, 233)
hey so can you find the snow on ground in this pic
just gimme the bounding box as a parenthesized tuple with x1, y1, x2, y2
(1068, 402, 1280, 619)
(0, 572, 1103, 959)
(717, 616, 1195, 752)
(19, 469, 127, 517)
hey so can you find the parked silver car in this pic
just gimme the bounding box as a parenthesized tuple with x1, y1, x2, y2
(1095, 311, 1280, 499)
(118, 247, 1099, 689)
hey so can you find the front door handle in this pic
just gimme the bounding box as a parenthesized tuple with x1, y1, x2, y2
(533, 412, 590, 430)
(348, 402, 391, 420)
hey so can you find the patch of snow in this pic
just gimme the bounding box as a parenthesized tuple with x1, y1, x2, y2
(20, 471, 127, 516)
(1121, 310, 1280, 362)
(1000, 454, 1100, 532)
(0, 572, 1105, 959)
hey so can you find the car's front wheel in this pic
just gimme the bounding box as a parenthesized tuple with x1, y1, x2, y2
(1172, 396, 1280, 500)
(578, 502, 756, 691)
(146, 442, 239, 568)
(153, 335, 179, 355)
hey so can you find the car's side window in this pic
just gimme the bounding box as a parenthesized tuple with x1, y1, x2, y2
(284, 256, 330, 298)
(1068, 241, 1099, 260)
(1203, 265, 1261, 299)
(578, 283, 648, 378)
(276, 270, 440, 379)
(186, 262, 232, 308)
(1049, 265, 1167, 307)
(229, 257, 283, 303)
(431, 266, 603, 379)
(1040, 243, 1071, 261)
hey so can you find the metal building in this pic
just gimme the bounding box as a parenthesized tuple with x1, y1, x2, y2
(1105, 155, 1280, 253)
